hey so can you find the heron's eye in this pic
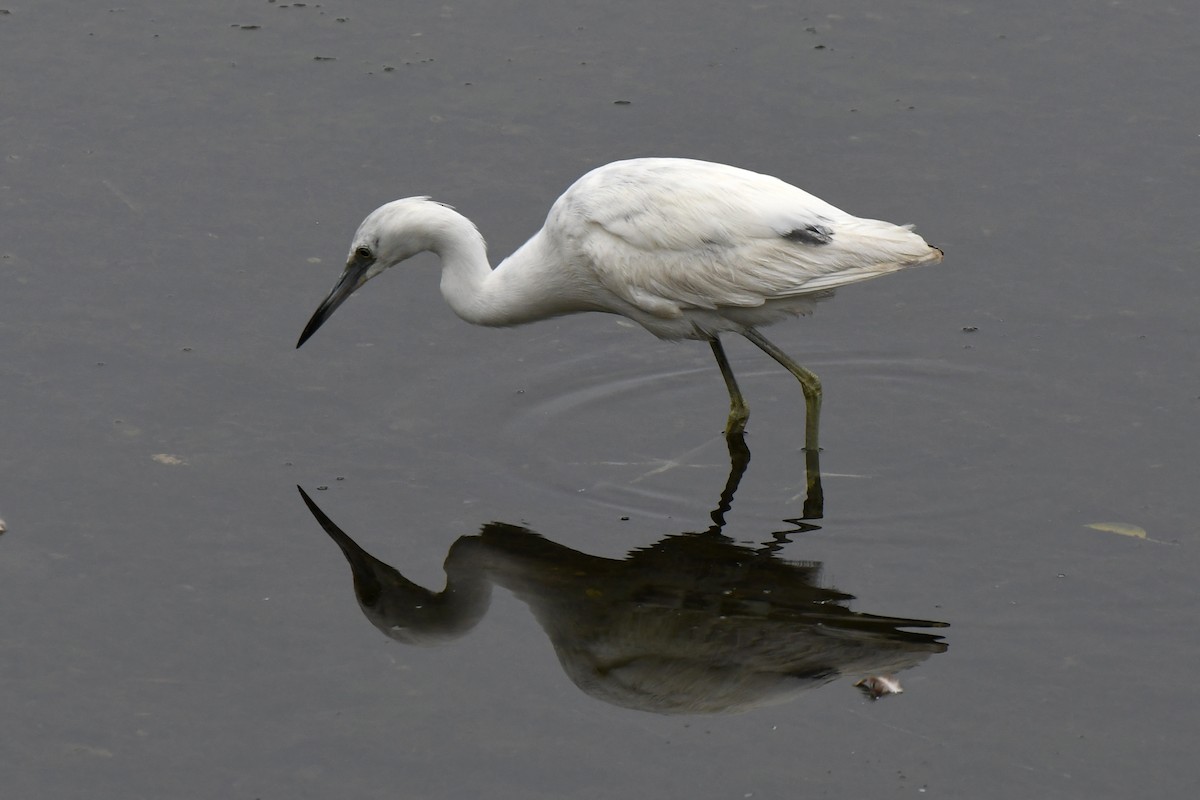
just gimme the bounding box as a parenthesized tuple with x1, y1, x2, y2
(354, 245, 373, 261)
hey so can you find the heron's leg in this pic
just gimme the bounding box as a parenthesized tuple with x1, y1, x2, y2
(741, 328, 822, 454)
(741, 329, 823, 518)
(709, 337, 750, 436)
(801, 443, 824, 520)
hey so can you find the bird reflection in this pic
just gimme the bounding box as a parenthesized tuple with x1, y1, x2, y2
(298, 435, 945, 714)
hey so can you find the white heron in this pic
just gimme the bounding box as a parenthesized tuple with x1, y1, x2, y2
(297, 157, 943, 449)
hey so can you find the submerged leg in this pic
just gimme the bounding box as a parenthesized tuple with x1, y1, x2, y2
(801, 443, 824, 520)
(741, 328, 822, 454)
(742, 328, 824, 518)
(709, 337, 750, 435)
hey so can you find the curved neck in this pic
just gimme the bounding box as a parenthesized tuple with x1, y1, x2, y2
(424, 209, 489, 326)
(425, 205, 590, 327)
(424, 207, 503, 325)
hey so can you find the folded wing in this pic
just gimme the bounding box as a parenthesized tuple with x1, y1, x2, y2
(549, 159, 941, 319)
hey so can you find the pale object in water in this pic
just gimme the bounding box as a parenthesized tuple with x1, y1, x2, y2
(855, 674, 904, 699)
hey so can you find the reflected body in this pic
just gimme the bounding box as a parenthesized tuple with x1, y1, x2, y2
(299, 486, 947, 714)
(297, 434, 947, 714)
(297, 158, 943, 449)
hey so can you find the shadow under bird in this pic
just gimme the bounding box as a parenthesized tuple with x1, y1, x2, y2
(297, 157, 943, 448)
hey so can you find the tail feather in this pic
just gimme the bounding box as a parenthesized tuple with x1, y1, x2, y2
(786, 220, 943, 293)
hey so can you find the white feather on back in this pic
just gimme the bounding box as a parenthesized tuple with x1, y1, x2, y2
(543, 159, 940, 319)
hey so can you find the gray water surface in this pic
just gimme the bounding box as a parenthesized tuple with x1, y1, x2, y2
(3, 1, 1198, 798)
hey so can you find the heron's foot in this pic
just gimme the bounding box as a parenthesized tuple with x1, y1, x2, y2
(724, 406, 750, 437)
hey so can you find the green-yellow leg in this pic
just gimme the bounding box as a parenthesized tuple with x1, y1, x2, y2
(742, 328, 822, 454)
(709, 338, 750, 436)
(742, 328, 823, 518)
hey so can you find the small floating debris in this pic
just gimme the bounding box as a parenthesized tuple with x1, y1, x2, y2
(1085, 521, 1145, 539)
(0, 517, 7, 534)
(1084, 522, 1172, 544)
(855, 675, 903, 699)
(151, 454, 187, 466)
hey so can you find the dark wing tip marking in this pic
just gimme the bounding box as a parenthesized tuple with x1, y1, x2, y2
(782, 224, 834, 246)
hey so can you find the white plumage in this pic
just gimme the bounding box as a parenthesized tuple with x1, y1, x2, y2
(298, 157, 943, 445)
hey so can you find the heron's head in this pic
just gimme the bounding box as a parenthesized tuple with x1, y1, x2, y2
(296, 197, 447, 348)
